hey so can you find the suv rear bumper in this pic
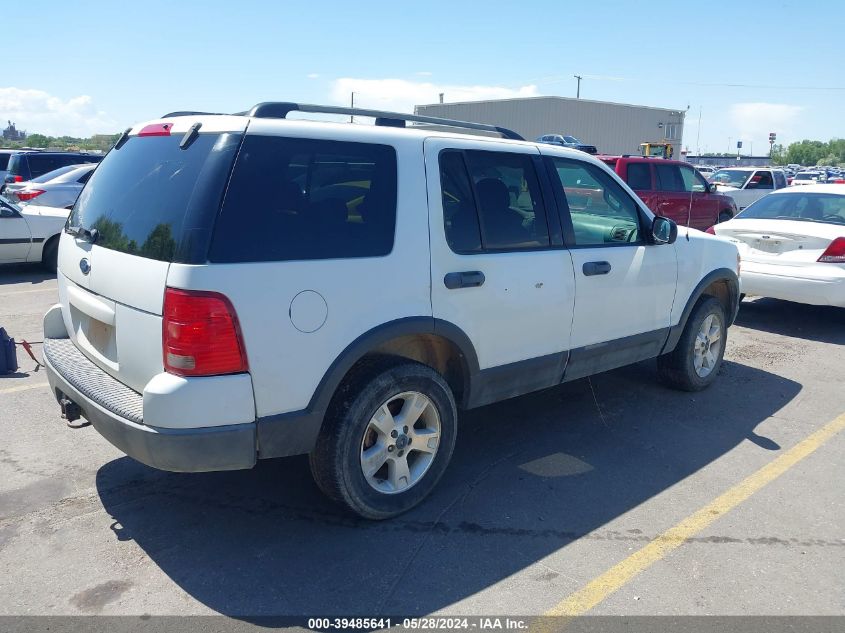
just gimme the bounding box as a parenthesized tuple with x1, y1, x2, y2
(43, 337, 257, 472)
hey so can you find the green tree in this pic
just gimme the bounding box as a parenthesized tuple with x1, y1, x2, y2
(24, 134, 51, 148)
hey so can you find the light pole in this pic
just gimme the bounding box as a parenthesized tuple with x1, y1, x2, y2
(350, 92, 355, 123)
(574, 75, 582, 99)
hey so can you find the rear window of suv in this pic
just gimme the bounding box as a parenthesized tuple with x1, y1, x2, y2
(209, 135, 397, 263)
(69, 133, 242, 262)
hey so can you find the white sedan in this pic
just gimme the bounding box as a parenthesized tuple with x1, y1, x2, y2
(0, 197, 69, 271)
(710, 184, 845, 308)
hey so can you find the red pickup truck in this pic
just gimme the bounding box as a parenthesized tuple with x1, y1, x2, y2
(599, 156, 737, 230)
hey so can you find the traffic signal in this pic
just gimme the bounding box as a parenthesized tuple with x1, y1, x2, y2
(769, 132, 777, 142)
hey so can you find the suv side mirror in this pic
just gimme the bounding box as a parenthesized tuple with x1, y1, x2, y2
(652, 216, 677, 244)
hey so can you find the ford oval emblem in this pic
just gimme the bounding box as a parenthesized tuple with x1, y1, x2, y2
(79, 258, 91, 275)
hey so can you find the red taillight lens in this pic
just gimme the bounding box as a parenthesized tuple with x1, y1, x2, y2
(163, 288, 248, 377)
(818, 237, 845, 263)
(16, 189, 45, 201)
(705, 226, 716, 235)
(13, 175, 23, 182)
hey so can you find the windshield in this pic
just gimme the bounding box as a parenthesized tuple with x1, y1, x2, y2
(68, 132, 242, 263)
(711, 169, 751, 187)
(737, 192, 845, 225)
(794, 173, 817, 180)
(563, 136, 580, 144)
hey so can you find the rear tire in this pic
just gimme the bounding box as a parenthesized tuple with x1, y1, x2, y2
(309, 358, 458, 520)
(42, 237, 58, 273)
(657, 296, 726, 392)
(718, 210, 733, 223)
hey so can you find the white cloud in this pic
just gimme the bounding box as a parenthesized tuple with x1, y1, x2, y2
(306, 73, 320, 79)
(329, 78, 539, 114)
(0, 87, 115, 137)
(415, 71, 433, 77)
(729, 102, 803, 147)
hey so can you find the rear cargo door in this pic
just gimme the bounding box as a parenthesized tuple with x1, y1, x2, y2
(57, 116, 246, 393)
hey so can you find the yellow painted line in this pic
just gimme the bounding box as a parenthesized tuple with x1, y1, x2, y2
(545, 412, 845, 617)
(0, 382, 49, 396)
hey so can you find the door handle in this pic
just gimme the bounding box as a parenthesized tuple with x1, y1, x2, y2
(582, 261, 612, 276)
(444, 271, 486, 289)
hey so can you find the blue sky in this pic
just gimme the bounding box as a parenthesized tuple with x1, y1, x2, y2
(3, 0, 843, 154)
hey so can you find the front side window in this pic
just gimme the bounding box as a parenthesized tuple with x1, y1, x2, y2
(774, 171, 787, 188)
(551, 158, 642, 246)
(680, 165, 708, 192)
(440, 149, 550, 252)
(211, 136, 397, 262)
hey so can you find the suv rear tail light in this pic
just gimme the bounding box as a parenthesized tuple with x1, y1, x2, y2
(817, 237, 845, 263)
(13, 175, 22, 182)
(16, 189, 45, 201)
(705, 226, 716, 235)
(163, 288, 248, 377)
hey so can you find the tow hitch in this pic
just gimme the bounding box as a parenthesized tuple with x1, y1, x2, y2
(59, 394, 89, 428)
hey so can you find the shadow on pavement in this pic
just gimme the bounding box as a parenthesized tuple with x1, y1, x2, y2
(0, 264, 55, 286)
(736, 298, 844, 345)
(96, 356, 800, 617)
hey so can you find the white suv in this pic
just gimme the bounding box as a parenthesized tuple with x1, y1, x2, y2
(43, 103, 740, 519)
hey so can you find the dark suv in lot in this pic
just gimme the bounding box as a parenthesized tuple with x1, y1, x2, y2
(4, 151, 103, 185)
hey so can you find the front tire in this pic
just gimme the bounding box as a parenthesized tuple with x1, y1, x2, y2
(657, 297, 726, 391)
(309, 359, 458, 520)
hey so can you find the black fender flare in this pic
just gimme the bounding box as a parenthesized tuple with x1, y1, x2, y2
(662, 267, 739, 354)
(256, 317, 479, 459)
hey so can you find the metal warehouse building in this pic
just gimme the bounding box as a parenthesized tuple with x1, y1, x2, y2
(415, 96, 686, 156)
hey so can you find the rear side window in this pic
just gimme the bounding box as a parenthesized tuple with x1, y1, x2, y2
(774, 171, 787, 188)
(27, 154, 66, 178)
(70, 133, 242, 262)
(210, 136, 397, 263)
(626, 163, 652, 190)
(0, 154, 9, 170)
(655, 164, 685, 192)
(439, 149, 550, 252)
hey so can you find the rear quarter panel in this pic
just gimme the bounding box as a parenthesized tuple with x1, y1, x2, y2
(166, 130, 432, 418)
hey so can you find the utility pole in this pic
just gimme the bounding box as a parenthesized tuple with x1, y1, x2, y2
(574, 75, 582, 99)
(350, 92, 355, 123)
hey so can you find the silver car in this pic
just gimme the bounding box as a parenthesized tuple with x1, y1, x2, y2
(4, 163, 96, 208)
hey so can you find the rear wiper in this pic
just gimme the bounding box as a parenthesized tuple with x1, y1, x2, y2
(65, 225, 99, 243)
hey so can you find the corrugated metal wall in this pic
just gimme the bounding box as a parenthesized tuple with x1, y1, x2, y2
(415, 97, 686, 156)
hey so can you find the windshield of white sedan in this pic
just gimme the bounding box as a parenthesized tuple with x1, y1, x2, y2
(711, 170, 751, 187)
(738, 193, 845, 225)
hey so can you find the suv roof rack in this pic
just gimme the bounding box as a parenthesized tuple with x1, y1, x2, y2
(159, 102, 524, 141)
(242, 102, 524, 141)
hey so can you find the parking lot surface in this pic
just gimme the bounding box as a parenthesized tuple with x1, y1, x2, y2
(0, 264, 843, 617)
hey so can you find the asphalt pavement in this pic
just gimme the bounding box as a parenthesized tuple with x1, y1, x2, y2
(0, 264, 842, 619)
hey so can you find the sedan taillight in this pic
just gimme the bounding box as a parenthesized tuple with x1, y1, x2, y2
(817, 237, 845, 263)
(16, 189, 45, 201)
